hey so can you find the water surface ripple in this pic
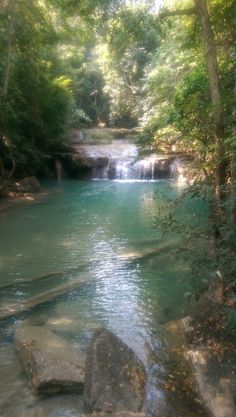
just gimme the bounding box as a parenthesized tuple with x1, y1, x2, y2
(0, 180, 195, 416)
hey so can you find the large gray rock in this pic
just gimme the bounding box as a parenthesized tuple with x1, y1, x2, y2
(14, 177, 41, 193)
(164, 318, 236, 417)
(84, 328, 147, 413)
(15, 326, 85, 394)
(188, 349, 236, 417)
(86, 413, 146, 417)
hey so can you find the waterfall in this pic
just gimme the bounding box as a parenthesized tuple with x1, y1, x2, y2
(113, 156, 177, 180)
(72, 140, 178, 180)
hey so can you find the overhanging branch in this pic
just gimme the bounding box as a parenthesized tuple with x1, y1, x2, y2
(160, 7, 196, 18)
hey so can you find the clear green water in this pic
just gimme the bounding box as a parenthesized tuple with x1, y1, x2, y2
(0, 180, 203, 416)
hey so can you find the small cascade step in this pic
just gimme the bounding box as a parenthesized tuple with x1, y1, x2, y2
(72, 141, 178, 180)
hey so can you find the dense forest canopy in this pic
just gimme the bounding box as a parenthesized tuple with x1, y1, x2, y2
(0, 0, 235, 190)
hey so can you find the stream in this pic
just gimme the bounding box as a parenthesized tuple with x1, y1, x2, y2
(0, 179, 207, 417)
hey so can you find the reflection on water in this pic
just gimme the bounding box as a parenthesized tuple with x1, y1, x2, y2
(0, 180, 198, 416)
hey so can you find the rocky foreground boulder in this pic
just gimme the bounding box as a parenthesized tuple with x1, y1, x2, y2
(14, 176, 41, 193)
(84, 328, 147, 413)
(164, 317, 236, 417)
(15, 325, 85, 394)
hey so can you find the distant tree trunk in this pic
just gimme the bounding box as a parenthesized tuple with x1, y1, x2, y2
(194, 0, 226, 206)
(2, 0, 16, 98)
(1, 0, 16, 178)
(55, 159, 63, 180)
(0, 157, 5, 178)
(231, 74, 236, 224)
(161, 1, 226, 204)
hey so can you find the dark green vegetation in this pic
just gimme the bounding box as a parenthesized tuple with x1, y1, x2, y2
(0, 0, 115, 184)
(0, 1, 236, 318)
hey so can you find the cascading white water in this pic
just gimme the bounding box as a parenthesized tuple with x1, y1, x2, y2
(73, 140, 178, 180)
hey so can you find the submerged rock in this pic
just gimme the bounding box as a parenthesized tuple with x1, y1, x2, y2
(164, 316, 194, 353)
(15, 325, 85, 394)
(84, 328, 147, 413)
(49, 408, 81, 417)
(20, 407, 82, 417)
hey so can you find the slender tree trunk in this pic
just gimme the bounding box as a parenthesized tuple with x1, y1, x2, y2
(231, 73, 236, 224)
(1, 0, 16, 178)
(0, 158, 5, 178)
(194, 0, 226, 204)
(2, 0, 16, 98)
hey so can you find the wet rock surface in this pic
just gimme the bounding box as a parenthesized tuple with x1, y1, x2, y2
(14, 177, 41, 193)
(188, 348, 236, 417)
(164, 316, 236, 417)
(49, 408, 82, 417)
(84, 328, 147, 414)
(15, 326, 85, 394)
(86, 413, 146, 417)
(69, 139, 178, 180)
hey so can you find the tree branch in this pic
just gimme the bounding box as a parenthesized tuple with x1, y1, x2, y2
(160, 7, 196, 18)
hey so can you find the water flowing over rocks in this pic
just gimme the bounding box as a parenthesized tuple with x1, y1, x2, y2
(15, 326, 85, 394)
(84, 328, 147, 414)
(70, 139, 178, 181)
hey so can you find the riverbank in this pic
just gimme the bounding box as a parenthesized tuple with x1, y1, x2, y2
(0, 177, 50, 216)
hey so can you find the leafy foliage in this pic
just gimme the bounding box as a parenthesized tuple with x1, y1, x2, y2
(0, 0, 116, 178)
(96, 4, 161, 126)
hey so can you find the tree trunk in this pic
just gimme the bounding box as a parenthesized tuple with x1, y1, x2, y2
(0, 158, 5, 178)
(194, 0, 226, 204)
(231, 73, 236, 224)
(1, 1, 16, 178)
(2, 0, 16, 98)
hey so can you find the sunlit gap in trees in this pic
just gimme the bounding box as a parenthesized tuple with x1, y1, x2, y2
(125, 0, 163, 12)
